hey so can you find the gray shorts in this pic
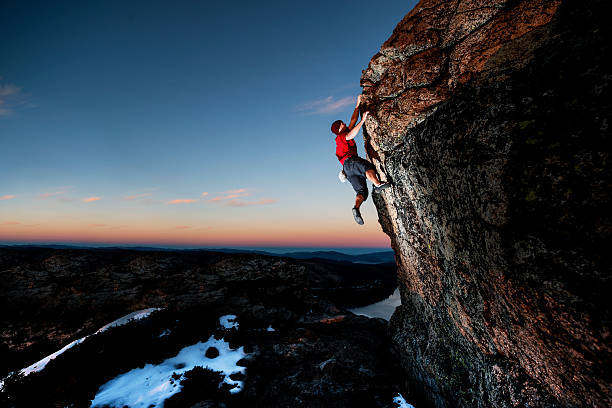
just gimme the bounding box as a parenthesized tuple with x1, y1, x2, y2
(343, 156, 375, 200)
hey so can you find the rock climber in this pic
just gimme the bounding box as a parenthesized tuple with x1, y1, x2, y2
(332, 95, 391, 225)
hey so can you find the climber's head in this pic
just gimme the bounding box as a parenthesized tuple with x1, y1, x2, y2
(331, 120, 346, 135)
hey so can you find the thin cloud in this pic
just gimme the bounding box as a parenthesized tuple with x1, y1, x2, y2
(0, 81, 32, 117)
(174, 225, 192, 229)
(123, 192, 152, 201)
(2, 220, 21, 225)
(39, 191, 65, 199)
(225, 198, 278, 207)
(39, 187, 74, 201)
(296, 96, 354, 115)
(89, 223, 107, 227)
(81, 197, 101, 203)
(209, 193, 249, 202)
(221, 188, 248, 194)
(0, 83, 20, 97)
(167, 199, 197, 205)
(209, 188, 250, 202)
(0, 195, 16, 200)
(201, 192, 209, 197)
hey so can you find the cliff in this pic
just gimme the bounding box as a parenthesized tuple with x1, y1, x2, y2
(361, 0, 611, 406)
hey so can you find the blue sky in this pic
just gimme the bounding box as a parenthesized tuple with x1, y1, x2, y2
(0, 0, 416, 247)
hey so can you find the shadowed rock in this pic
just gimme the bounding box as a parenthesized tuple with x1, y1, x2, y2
(0, 246, 404, 407)
(361, 0, 611, 406)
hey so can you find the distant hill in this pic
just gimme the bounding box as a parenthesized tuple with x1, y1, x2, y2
(0, 244, 396, 264)
(194, 248, 395, 264)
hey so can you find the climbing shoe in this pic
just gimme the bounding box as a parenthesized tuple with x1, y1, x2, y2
(352, 207, 364, 225)
(373, 182, 392, 193)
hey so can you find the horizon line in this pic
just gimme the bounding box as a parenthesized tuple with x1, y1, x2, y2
(0, 240, 392, 250)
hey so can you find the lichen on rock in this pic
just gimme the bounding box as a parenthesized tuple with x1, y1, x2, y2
(362, 0, 612, 406)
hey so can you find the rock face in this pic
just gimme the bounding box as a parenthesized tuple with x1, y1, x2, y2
(361, 0, 611, 407)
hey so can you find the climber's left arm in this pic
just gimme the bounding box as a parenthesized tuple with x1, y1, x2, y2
(347, 95, 362, 130)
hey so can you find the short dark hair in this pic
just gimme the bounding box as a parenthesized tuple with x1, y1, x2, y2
(331, 120, 343, 135)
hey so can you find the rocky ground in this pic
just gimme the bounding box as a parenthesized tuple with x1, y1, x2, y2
(0, 246, 412, 407)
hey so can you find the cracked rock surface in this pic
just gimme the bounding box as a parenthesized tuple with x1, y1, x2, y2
(361, 0, 611, 407)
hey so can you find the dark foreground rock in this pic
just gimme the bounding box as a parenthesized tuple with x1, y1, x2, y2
(361, 0, 611, 407)
(0, 246, 404, 407)
(172, 314, 405, 408)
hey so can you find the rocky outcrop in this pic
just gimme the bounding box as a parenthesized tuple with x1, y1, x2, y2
(0, 247, 402, 407)
(0, 247, 395, 378)
(361, 0, 611, 407)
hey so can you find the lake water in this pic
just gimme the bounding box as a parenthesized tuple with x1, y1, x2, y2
(349, 288, 401, 320)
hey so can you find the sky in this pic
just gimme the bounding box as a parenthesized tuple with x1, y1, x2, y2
(0, 0, 417, 248)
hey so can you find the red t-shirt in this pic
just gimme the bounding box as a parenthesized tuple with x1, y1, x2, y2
(335, 132, 358, 165)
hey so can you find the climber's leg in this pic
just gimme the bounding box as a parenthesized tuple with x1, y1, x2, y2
(365, 169, 382, 185)
(347, 176, 368, 225)
(354, 193, 365, 209)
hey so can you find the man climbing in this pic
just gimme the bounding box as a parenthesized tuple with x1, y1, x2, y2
(332, 95, 390, 225)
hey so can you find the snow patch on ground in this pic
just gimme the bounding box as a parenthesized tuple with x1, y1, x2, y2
(90, 336, 246, 408)
(21, 337, 86, 376)
(1, 308, 161, 387)
(91, 315, 247, 407)
(393, 392, 415, 408)
(96, 308, 160, 333)
(219, 314, 238, 329)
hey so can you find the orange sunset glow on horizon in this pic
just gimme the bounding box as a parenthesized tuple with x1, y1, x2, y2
(0, 216, 391, 248)
(0, 183, 392, 249)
